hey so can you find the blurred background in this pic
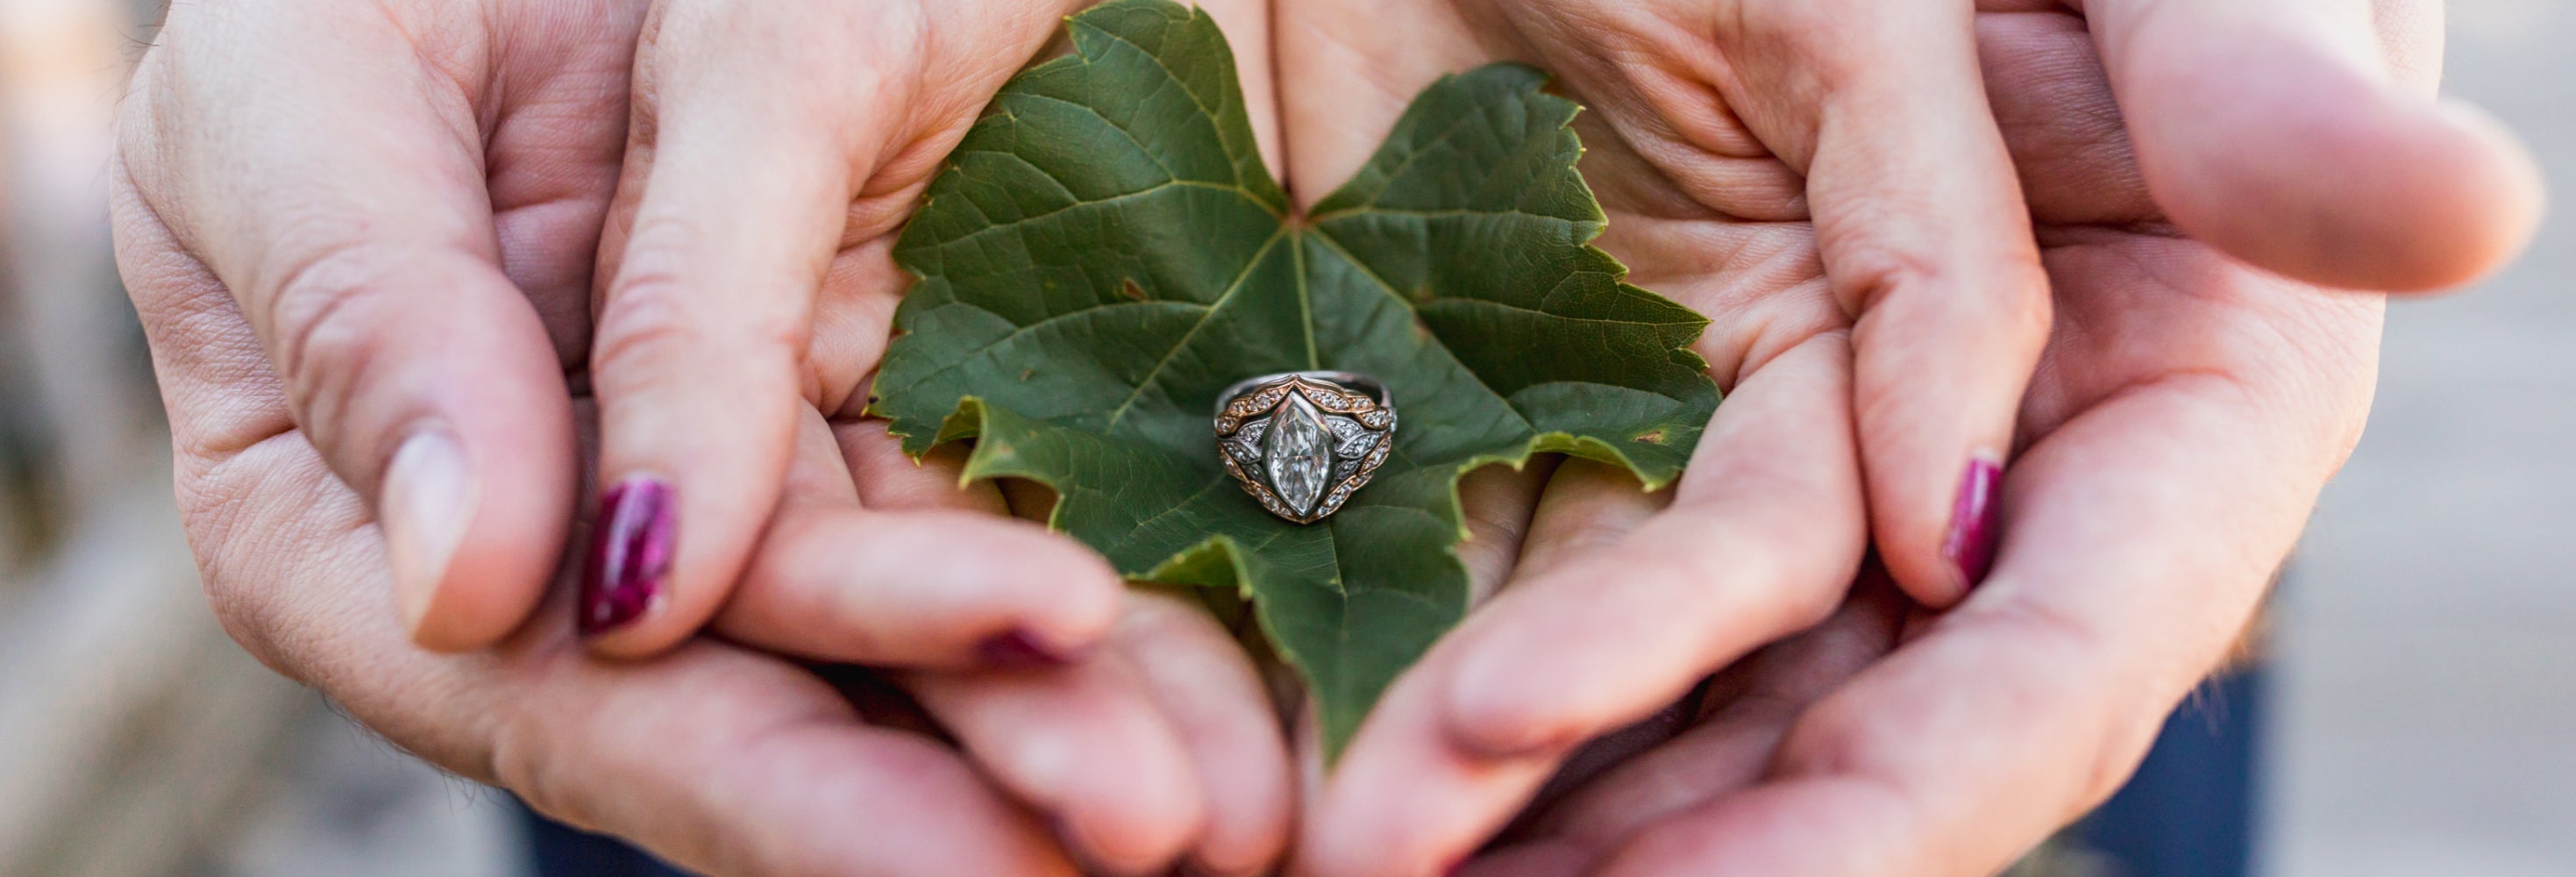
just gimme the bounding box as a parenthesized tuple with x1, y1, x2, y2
(0, 1, 2566, 875)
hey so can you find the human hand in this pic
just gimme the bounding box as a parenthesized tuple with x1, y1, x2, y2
(572, 0, 1282, 656)
(114, 186, 1292, 873)
(1277, 0, 2019, 866)
(1273, 0, 2541, 874)
(110, 0, 1286, 658)
(117, 1, 1292, 873)
(113, 182, 1091, 872)
(588, 1, 1297, 869)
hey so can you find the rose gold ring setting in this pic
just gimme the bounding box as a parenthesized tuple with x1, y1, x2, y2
(1213, 371, 1396, 524)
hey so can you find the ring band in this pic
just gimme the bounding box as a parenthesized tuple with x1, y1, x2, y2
(1213, 371, 1398, 524)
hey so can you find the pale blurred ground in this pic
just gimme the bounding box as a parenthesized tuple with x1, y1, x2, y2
(189, 709, 522, 877)
(2, 2, 2572, 876)
(2264, 2, 2576, 875)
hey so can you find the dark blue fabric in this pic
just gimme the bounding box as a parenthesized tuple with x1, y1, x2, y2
(519, 798, 695, 877)
(2074, 664, 2265, 877)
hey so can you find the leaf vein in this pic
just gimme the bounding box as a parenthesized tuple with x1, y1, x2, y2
(1306, 232, 1540, 436)
(1100, 230, 1289, 431)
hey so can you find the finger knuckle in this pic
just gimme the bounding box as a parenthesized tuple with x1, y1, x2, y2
(594, 291, 815, 392)
(265, 239, 412, 443)
(1828, 231, 1939, 316)
(1835, 235, 2053, 337)
(590, 270, 708, 377)
(594, 228, 815, 384)
(1832, 232, 1957, 316)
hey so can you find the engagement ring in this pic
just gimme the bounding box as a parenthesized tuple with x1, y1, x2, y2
(1213, 371, 1397, 524)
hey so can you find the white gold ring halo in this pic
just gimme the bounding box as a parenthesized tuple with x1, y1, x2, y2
(1212, 371, 1397, 524)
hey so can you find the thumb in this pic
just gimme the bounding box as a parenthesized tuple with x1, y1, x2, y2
(123, 5, 576, 650)
(2081, 0, 2544, 291)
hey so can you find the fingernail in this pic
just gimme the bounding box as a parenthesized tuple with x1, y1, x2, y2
(381, 429, 477, 635)
(978, 628, 1076, 668)
(581, 476, 674, 636)
(1940, 455, 2003, 589)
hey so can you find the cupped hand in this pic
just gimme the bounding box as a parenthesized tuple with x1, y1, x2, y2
(590, 1, 1296, 869)
(116, 1, 1292, 873)
(117, 159, 1087, 872)
(1275, 0, 2540, 874)
(574, 0, 1277, 657)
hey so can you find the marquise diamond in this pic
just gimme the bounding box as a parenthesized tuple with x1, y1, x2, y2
(1264, 394, 1333, 516)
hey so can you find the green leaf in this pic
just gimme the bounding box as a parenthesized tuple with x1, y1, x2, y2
(870, 0, 1719, 753)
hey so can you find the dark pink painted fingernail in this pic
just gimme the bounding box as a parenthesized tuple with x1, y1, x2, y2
(1940, 456, 2003, 589)
(580, 476, 674, 636)
(978, 629, 1075, 668)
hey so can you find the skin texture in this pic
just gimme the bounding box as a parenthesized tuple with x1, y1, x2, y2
(114, 1, 1289, 873)
(1277, 1, 2540, 875)
(110, 0, 2541, 875)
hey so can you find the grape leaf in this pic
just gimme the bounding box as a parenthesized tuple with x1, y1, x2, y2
(869, 0, 1719, 752)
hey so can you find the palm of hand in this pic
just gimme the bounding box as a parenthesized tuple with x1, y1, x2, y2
(1274, 2, 2409, 875)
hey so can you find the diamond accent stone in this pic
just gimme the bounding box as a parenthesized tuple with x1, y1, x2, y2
(1228, 417, 1269, 461)
(1227, 434, 1263, 464)
(1264, 394, 1332, 517)
(1327, 418, 1378, 459)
